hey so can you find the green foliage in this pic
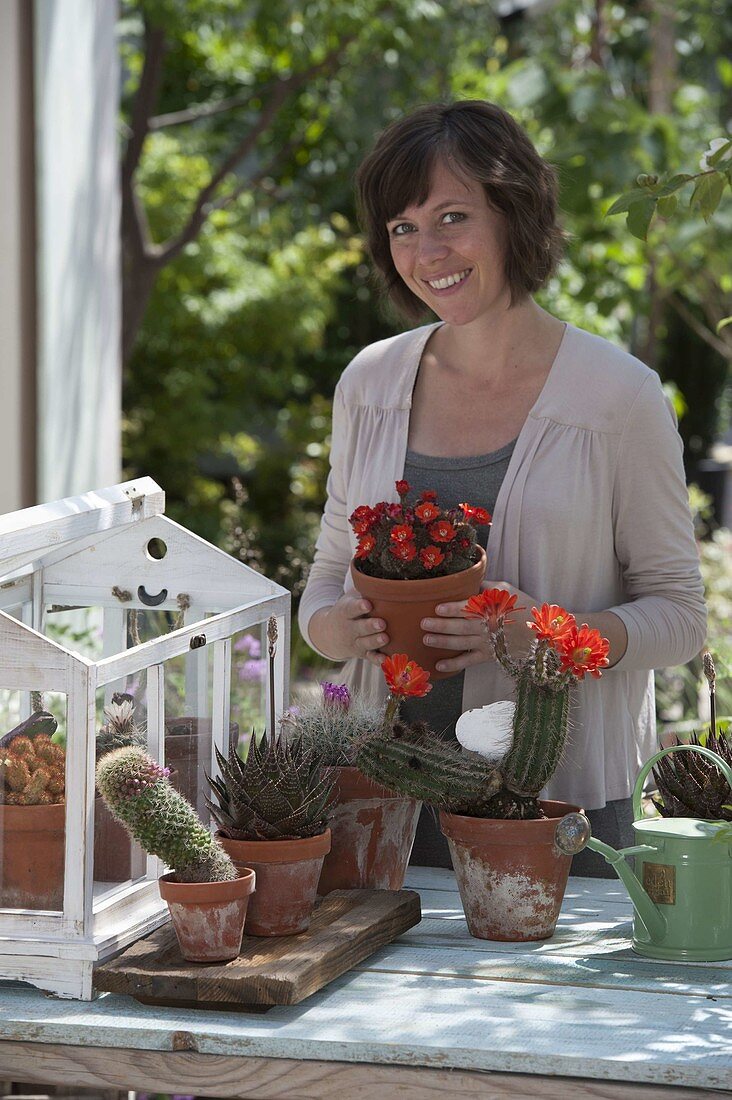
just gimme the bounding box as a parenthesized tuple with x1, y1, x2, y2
(96, 746, 237, 882)
(206, 730, 334, 840)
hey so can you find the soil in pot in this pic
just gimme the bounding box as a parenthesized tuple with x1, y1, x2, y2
(440, 800, 581, 941)
(218, 829, 331, 936)
(318, 768, 420, 894)
(350, 546, 486, 678)
(158, 867, 256, 963)
(0, 802, 65, 910)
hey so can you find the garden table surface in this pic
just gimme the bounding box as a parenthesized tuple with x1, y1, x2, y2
(0, 866, 729, 1099)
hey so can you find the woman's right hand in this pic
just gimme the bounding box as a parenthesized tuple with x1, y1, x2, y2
(308, 596, 389, 666)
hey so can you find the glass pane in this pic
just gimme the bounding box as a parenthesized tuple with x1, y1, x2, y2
(163, 647, 213, 820)
(230, 625, 268, 757)
(0, 689, 67, 912)
(93, 687, 147, 891)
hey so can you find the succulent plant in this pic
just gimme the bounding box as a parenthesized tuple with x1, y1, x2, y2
(0, 734, 66, 806)
(653, 729, 732, 821)
(96, 693, 146, 760)
(206, 730, 334, 841)
(96, 746, 236, 883)
(280, 682, 385, 767)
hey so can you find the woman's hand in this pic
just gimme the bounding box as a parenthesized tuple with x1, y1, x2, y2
(308, 596, 389, 667)
(422, 582, 537, 674)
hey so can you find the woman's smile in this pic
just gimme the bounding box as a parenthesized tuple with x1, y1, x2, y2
(423, 268, 473, 293)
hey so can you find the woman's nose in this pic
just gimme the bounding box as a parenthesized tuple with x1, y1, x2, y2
(416, 230, 449, 265)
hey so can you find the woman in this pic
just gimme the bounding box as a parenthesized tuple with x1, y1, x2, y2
(298, 100, 707, 873)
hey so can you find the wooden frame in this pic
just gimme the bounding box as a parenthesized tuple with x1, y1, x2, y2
(0, 479, 290, 1000)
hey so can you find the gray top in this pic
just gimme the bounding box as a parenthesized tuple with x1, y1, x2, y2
(399, 440, 516, 742)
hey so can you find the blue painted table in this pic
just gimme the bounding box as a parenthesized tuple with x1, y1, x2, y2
(0, 867, 729, 1098)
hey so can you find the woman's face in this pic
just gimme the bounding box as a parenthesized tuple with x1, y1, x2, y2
(386, 159, 510, 327)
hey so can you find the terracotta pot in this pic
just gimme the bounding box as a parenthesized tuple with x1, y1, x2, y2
(0, 802, 65, 910)
(158, 867, 256, 963)
(440, 800, 581, 942)
(318, 767, 420, 893)
(350, 546, 486, 678)
(218, 829, 331, 936)
(94, 796, 146, 883)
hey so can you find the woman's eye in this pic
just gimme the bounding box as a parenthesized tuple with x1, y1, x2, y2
(390, 223, 413, 236)
(442, 211, 465, 224)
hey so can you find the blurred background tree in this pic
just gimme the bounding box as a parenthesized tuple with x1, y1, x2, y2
(120, 0, 731, 696)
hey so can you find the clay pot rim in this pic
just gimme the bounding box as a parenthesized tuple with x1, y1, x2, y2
(327, 765, 415, 802)
(158, 866, 256, 903)
(440, 800, 582, 843)
(217, 828, 331, 863)
(0, 801, 66, 826)
(350, 545, 486, 600)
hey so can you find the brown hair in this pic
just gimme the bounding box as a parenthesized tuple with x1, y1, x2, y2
(355, 100, 565, 321)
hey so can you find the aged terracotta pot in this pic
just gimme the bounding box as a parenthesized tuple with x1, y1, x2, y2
(318, 767, 420, 894)
(218, 829, 331, 936)
(158, 867, 256, 963)
(350, 546, 486, 678)
(0, 802, 65, 910)
(440, 800, 581, 941)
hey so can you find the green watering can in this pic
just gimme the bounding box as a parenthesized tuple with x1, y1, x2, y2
(556, 744, 732, 962)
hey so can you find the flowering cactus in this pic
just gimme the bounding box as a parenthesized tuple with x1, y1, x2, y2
(96, 746, 236, 883)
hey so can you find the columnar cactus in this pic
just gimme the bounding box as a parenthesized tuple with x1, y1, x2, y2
(96, 746, 236, 883)
(500, 672, 571, 797)
(1, 734, 66, 805)
(356, 720, 502, 814)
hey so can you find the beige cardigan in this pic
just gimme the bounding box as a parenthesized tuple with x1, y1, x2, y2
(299, 321, 707, 809)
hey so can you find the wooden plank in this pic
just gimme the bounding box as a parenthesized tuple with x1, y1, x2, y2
(0, 1043, 722, 1099)
(0, 479, 165, 578)
(94, 889, 421, 1007)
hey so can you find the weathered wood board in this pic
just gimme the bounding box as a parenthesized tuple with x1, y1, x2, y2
(93, 888, 421, 1009)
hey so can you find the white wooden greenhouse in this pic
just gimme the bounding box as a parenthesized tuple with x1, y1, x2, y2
(0, 478, 290, 999)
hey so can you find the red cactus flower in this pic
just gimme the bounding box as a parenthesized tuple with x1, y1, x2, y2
(528, 603, 576, 644)
(395, 479, 410, 497)
(462, 588, 523, 632)
(420, 489, 438, 502)
(389, 541, 417, 562)
(355, 534, 376, 559)
(349, 505, 374, 530)
(428, 519, 457, 543)
(390, 523, 414, 544)
(387, 503, 403, 520)
(419, 545, 445, 570)
(459, 503, 492, 526)
(415, 502, 440, 523)
(382, 653, 432, 699)
(555, 624, 611, 680)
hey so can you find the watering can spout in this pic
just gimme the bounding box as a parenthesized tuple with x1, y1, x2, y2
(555, 814, 667, 942)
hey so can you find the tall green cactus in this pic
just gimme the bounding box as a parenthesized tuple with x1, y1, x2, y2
(501, 673, 571, 797)
(356, 721, 502, 815)
(96, 746, 236, 883)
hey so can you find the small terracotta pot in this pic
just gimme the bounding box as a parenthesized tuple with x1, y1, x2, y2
(350, 546, 486, 678)
(0, 802, 65, 910)
(440, 800, 581, 942)
(158, 867, 256, 963)
(218, 829, 331, 936)
(318, 767, 420, 893)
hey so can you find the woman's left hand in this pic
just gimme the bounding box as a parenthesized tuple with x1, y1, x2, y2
(422, 581, 537, 675)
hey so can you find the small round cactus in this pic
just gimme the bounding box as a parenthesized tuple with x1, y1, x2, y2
(1, 734, 65, 805)
(96, 746, 236, 883)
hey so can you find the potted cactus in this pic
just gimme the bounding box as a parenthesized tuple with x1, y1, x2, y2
(356, 593, 611, 942)
(206, 730, 334, 935)
(96, 746, 255, 963)
(282, 681, 423, 894)
(0, 717, 66, 910)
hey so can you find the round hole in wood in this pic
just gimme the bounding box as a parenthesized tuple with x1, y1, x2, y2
(146, 537, 168, 561)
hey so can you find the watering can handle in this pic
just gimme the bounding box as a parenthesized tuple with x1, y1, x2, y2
(632, 743, 732, 820)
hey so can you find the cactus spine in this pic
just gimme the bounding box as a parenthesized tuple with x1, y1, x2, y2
(356, 721, 502, 814)
(501, 673, 571, 797)
(96, 746, 236, 883)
